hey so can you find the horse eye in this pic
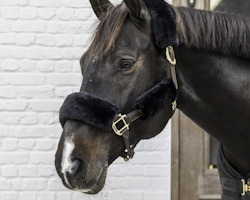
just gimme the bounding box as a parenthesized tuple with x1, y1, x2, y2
(120, 61, 134, 70)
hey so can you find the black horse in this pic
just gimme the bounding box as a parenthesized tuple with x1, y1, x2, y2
(55, 0, 250, 198)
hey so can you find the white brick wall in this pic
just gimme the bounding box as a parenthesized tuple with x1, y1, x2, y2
(0, 0, 172, 199)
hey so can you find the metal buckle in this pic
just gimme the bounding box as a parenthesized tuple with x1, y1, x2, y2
(166, 46, 176, 65)
(172, 100, 177, 111)
(241, 179, 250, 196)
(112, 114, 129, 136)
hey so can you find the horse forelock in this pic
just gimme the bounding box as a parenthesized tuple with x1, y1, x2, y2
(88, 3, 129, 60)
(174, 7, 250, 60)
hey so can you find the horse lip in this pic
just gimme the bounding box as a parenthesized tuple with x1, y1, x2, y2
(84, 166, 108, 194)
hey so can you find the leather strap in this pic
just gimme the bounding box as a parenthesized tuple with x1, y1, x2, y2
(113, 109, 142, 161)
(221, 177, 250, 196)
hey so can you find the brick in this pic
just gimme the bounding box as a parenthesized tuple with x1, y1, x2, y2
(19, 192, 36, 200)
(125, 178, 151, 190)
(18, 87, 35, 98)
(47, 22, 83, 34)
(2, 138, 18, 151)
(143, 139, 169, 151)
(0, 21, 11, 32)
(107, 191, 125, 200)
(38, 165, 55, 177)
(35, 139, 54, 150)
(0, 126, 10, 137)
(0, 153, 29, 164)
(16, 34, 35, 46)
(120, 164, 143, 176)
(64, 0, 90, 8)
(37, 192, 55, 200)
(0, 113, 20, 125)
(19, 165, 37, 177)
(2, 60, 19, 71)
(48, 179, 66, 191)
(46, 74, 82, 86)
(0, 0, 27, 6)
(26, 47, 62, 60)
(34, 86, 54, 98)
(20, 113, 38, 125)
(12, 179, 47, 191)
(105, 177, 126, 189)
(19, 139, 36, 150)
(30, 152, 54, 164)
(38, 8, 55, 19)
(55, 35, 73, 47)
(56, 192, 72, 200)
(1, 33, 16, 44)
(0, 179, 12, 190)
(11, 126, 46, 138)
(144, 192, 169, 200)
(72, 61, 81, 72)
(12, 21, 46, 33)
(127, 192, 143, 200)
(0, 192, 18, 200)
(133, 152, 169, 164)
(29, 100, 63, 112)
(0, 87, 17, 98)
(11, 74, 45, 85)
(18, 60, 36, 71)
(2, 166, 18, 177)
(75, 9, 91, 20)
(73, 34, 90, 46)
(30, 0, 62, 7)
(37, 61, 54, 72)
(0, 101, 26, 111)
(54, 61, 72, 72)
(144, 165, 169, 177)
(38, 113, 55, 125)
(0, 47, 26, 59)
(19, 8, 37, 20)
(36, 35, 55, 46)
(151, 178, 170, 190)
(55, 87, 73, 98)
(57, 9, 74, 21)
(0, 74, 10, 85)
(47, 126, 62, 138)
(62, 47, 85, 59)
(2, 7, 19, 19)
(108, 165, 122, 177)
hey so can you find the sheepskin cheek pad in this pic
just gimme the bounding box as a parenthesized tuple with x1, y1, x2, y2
(133, 79, 177, 119)
(59, 79, 177, 131)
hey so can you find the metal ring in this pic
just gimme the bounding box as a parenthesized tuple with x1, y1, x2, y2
(166, 46, 176, 65)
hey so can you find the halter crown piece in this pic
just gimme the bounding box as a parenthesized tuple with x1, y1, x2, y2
(59, 0, 179, 161)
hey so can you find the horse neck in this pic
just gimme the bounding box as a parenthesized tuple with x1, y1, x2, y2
(175, 45, 250, 176)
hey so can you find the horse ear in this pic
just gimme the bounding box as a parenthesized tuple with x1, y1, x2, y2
(89, 0, 114, 19)
(123, 0, 149, 22)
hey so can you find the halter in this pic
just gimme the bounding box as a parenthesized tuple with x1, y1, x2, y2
(112, 46, 178, 161)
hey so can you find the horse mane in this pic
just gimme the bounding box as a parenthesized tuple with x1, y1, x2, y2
(173, 6, 250, 60)
(88, 3, 128, 59)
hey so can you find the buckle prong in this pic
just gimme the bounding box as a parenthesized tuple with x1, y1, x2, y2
(112, 114, 129, 136)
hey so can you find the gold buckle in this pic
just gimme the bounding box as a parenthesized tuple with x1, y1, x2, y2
(166, 46, 176, 65)
(172, 101, 177, 111)
(241, 179, 250, 196)
(112, 114, 129, 136)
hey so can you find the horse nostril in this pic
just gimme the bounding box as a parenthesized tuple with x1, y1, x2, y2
(68, 159, 80, 175)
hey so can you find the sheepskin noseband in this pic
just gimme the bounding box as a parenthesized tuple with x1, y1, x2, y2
(59, 79, 177, 131)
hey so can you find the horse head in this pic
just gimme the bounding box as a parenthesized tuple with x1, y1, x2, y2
(55, 0, 177, 194)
